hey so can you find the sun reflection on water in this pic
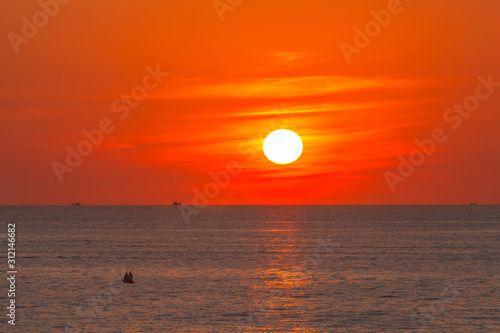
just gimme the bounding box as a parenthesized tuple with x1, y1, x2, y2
(240, 220, 322, 332)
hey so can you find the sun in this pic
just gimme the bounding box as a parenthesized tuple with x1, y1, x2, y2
(263, 129, 303, 164)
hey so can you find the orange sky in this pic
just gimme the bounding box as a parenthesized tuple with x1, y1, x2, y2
(1, 0, 499, 205)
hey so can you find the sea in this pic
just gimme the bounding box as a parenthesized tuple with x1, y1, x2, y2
(1, 205, 499, 332)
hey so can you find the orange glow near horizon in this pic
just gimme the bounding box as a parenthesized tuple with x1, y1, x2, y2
(1, 0, 499, 204)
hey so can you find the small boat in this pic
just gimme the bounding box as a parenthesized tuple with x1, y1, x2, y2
(122, 270, 135, 283)
(172, 201, 182, 205)
(470, 202, 477, 205)
(72, 202, 81, 206)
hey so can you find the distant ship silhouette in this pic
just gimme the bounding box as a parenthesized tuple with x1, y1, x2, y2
(71, 202, 81, 206)
(172, 201, 182, 205)
(469, 202, 477, 205)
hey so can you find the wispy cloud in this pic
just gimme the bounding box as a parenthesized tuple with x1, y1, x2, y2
(160, 75, 415, 99)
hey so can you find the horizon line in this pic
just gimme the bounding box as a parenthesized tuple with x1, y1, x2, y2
(1, 203, 498, 206)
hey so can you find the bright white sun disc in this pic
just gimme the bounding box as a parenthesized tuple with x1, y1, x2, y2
(263, 129, 303, 164)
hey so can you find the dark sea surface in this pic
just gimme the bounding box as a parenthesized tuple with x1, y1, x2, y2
(1, 205, 499, 332)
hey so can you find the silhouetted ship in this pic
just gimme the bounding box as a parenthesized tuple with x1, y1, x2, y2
(469, 202, 477, 205)
(172, 201, 182, 205)
(71, 202, 81, 206)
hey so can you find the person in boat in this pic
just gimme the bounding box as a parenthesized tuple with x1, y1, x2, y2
(128, 271, 133, 281)
(124, 272, 129, 281)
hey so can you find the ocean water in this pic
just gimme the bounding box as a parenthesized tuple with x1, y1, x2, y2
(1, 205, 499, 332)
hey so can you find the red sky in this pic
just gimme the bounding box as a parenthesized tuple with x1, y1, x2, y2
(1, 0, 499, 205)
